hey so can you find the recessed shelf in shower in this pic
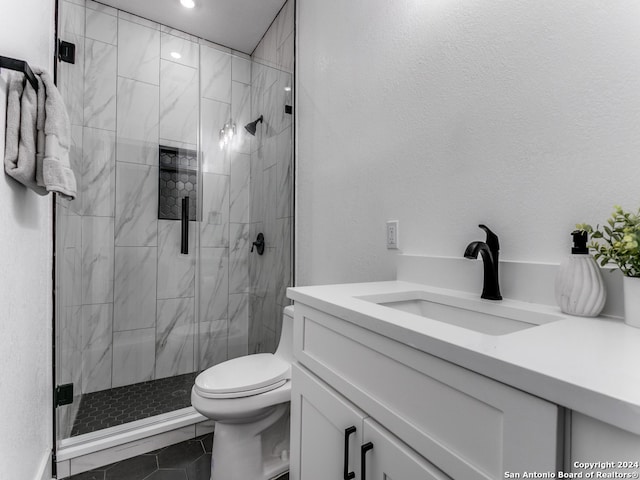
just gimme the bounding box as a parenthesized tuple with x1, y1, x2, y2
(158, 145, 199, 221)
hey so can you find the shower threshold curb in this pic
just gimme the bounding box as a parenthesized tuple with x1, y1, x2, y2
(56, 407, 210, 477)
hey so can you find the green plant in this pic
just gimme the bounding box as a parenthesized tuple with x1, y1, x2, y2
(577, 206, 640, 277)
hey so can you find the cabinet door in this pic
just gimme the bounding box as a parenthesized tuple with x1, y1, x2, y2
(571, 412, 640, 476)
(290, 364, 367, 480)
(361, 418, 451, 480)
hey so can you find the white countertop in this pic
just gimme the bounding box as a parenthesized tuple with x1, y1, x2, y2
(287, 280, 640, 435)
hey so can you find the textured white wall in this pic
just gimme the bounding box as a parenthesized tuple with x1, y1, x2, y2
(0, 0, 55, 478)
(296, 0, 640, 286)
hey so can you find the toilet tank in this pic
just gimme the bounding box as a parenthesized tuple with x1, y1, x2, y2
(274, 306, 294, 364)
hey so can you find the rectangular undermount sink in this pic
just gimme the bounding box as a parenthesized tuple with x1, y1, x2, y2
(358, 290, 563, 335)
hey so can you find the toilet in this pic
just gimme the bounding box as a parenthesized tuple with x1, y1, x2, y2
(191, 306, 294, 480)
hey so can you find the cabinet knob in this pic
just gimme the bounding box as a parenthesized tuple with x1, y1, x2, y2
(360, 442, 374, 480)
(343, 426, 356, 480)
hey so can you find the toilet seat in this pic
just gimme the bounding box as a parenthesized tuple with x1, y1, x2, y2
(194, 353, 291, 399)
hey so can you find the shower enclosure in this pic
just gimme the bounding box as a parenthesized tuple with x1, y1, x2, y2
(54, 0, 293, 454)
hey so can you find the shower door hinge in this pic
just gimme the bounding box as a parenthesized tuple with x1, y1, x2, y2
(284, 105, 292, 115)
(58, 40, 76, 64)
(54, 383, 74, 408)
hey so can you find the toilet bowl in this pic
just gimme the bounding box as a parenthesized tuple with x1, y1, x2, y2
(191, 306, 294, 480)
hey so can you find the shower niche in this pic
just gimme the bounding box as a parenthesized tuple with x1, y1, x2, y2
(158, 145, 199, 221)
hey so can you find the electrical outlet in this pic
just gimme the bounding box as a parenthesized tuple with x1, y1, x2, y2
(386, 221, 399, 249)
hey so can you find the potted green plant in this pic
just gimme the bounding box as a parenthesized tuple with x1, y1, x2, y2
(577, 205, 640, 327)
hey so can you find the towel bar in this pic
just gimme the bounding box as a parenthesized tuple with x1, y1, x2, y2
(0, 55, 38, 91)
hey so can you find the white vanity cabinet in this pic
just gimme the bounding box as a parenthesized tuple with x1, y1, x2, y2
(290, 303, 562, 480)
(291, 364, 450, 480)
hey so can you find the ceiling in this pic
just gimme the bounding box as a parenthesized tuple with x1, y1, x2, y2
(98, 0, 286, 55)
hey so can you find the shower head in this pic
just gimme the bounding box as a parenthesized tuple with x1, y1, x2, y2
(244, 115, 264, 136)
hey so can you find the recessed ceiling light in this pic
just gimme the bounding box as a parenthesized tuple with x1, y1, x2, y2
(180, 0, 195, 8)
(284, 86, 292, 92)
(171, 51, 182, 59)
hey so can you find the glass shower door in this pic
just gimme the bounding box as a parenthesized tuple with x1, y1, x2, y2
(54, 0, 295, 449)
(54, 0, 204, 441)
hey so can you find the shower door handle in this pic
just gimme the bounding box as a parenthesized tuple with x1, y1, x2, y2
(181, 196, 189, 255)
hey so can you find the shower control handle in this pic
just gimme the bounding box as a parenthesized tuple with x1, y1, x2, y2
(251, 233, 265, 255)
(343, 426, 356, 480)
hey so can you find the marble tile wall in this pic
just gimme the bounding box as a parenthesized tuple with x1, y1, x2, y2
(156, 297, 195, 378)
(81, 303, 113, 393)
(248, 0, 295, 355)
(81, 1, 118, 395)
(160, 60, 198, 145)
(56, 1, 293, 433)
(197, 40, 253, 366)
(116, 77, 159, 166)
(252, 0, 295, 74)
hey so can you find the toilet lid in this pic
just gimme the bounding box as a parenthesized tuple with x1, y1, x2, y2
(194, 353, 290, 399)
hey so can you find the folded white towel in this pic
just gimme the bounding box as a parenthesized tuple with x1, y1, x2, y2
(3, 68, 77, 200)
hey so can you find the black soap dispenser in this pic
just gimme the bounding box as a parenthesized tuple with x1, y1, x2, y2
(554, 230, 606, 316)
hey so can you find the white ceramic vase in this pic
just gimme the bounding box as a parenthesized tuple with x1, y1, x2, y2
(555, 255, 606, 317)
(623, 276, 640, 328)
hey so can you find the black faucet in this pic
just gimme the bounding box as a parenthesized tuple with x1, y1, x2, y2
(464, 224, 502, 300)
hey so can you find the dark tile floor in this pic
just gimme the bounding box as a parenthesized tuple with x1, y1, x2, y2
(71, 372, 198, 436)
(66, 432, 290, 480)
(67, 433, 213, 480)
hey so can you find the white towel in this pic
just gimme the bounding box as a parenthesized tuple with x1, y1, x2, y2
(4, 68, 77, 200)
(4, 71, 48, 195)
